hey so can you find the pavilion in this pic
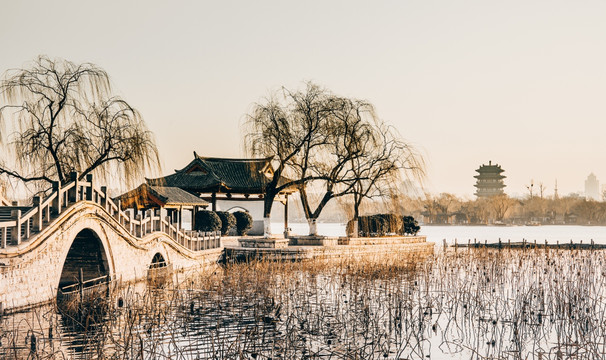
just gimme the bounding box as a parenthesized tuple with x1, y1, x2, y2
(115, 183, 209, 231)
(146, 152, 296, 235)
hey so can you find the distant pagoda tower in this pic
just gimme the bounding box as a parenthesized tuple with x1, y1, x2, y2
(474, 161, 506, 198)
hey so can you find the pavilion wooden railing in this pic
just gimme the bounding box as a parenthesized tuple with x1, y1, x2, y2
(0, 173, 221, 251)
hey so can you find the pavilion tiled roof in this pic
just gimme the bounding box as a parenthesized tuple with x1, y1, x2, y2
(146, 153, 290, 194)
(115, 184, 209, 209)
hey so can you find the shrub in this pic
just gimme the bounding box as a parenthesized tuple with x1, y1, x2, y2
(194, 210, 222, 232)
(353, 214, 420, 237)
(356, 215, 389, 237)
(373, 215, 389, 236)
(381, 213, 403, 234)
(216, 211, 236, 235)
(402, 215, 420, 235)
(233, 211, 253, 236)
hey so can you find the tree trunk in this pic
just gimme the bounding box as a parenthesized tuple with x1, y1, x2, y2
(263, 217, 272, 238)
(351, 197, 360, 238)
(263, 189, 277, 238)
(308, 218, 318, 236)
(349, 219, 359, 238)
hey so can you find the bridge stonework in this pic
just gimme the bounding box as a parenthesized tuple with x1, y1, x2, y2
(0, 201, 222, 312)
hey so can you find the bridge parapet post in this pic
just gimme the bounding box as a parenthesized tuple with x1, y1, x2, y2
(100, 186, 107, 209)
(147, 209, 154, 233)
(11, 209, 21, 245)
(163, 215, 170, 234)
(135, 214, 142, 237)
(85, 174, 94, 201)
(32, 195, 43, 232)
(116, 200, 122, 225)
(129, 211, 134, 235)
(51, 181, 62, 214)
(68, 172, 79, 203)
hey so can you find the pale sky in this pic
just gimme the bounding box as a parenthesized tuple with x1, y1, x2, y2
(1, 1, 605, 197)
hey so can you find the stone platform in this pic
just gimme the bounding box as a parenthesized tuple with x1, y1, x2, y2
(227, 235, 432, 262)
(289, 235, 342, 246)
(238, 236, 289, 248)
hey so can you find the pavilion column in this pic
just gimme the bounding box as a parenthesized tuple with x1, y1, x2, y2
(211, 193, 217, 211)
(284, 194, 289, 235)
(192, 206, 197, 231)
(178, 205, 183, 231)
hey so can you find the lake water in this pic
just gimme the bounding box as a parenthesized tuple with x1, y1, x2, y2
(3, 224, 606, 359)
(275, 223, 606, 245)
(5, 248, 606, 360)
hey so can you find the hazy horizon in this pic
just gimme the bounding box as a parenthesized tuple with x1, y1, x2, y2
(1, 1, 605, 198)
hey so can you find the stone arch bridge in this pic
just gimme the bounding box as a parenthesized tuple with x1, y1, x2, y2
(0, 176, 223, 313)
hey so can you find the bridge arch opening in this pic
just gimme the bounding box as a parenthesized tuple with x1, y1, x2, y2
(58, 228, 110, 292)
(150, 252, 166, 269)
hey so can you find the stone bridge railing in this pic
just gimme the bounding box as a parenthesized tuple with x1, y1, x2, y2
(0, 173, 220, 252)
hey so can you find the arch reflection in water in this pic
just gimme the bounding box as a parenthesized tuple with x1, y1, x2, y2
(148, 252, 173, 287)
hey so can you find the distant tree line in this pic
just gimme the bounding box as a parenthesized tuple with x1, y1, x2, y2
(397, 193, 606, 225)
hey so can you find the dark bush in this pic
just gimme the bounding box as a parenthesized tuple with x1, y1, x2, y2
(216, 211, 236, 235)
(194, 210, 222, 232)
(402, 215, 420, 235)
(356, 215, 388, 237)
(233, 211, 253, 236)
(381, 213, 403, 234)
(352, 214, 420, 237)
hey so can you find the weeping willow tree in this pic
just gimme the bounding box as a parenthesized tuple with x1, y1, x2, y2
(245, 83, 333, 236)
(245, 82, 425, 236)
(0, 56, 159, 191)
(345, 115, 425, 236)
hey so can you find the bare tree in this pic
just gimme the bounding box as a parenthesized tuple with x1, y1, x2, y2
(0, 56, 159, 190)
(245, 83, 333, 235)
(347, 115, 424, 235)
(489, 194, 516, 222)
(526, 179, 534, 199)
(245, 82, 424, 236)
(538, 182, 547, 199)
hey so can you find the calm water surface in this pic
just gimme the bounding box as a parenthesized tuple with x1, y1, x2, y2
(3, 224, 605, 359)
(275, 223, 606, 244)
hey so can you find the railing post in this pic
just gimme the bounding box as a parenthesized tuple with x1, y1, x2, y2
(100, 186, 107, 209)
(147, 209, 154, 234)
(68, 172, 79, 203)
(11, 209, 21, 245)
(85, 174, 93, 201)
(51, 181, 62, 214)
(160, 208, 167, 232)
(24, 217, 30, 240)
(32, 195, 43, 232)
(135, 214, 142, 237)
(45, 203, 50, 223)
(116, 200, 122, 224)
(1, 228, 6, 248)
(143, 214, 148, 236)
(79, 268, 84, 303)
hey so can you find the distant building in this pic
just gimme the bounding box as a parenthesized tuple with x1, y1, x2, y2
(585, 173, 600, 201)
(474, 161, 506, 198)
